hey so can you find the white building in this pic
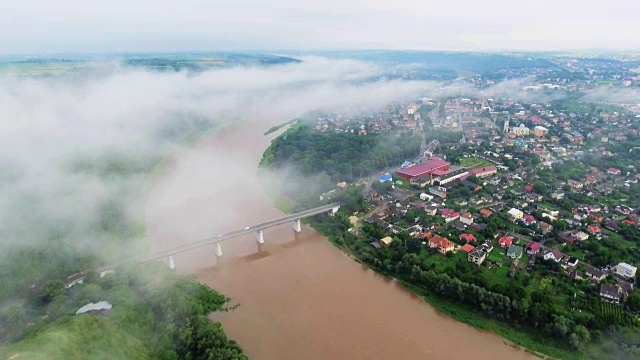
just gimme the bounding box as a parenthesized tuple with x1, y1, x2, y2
(510, 124, 530, 136)
(614, 263, 637, 279)
(507, 208, 524, 221)
(419, 193, 433, 201)
(460, 212, 474, 225)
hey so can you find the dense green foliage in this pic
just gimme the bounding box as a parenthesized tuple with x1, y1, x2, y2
(0, 264, 246, 360)
(261, 123, 421, 182)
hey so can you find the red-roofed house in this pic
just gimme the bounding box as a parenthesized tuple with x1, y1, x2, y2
(480, 209, 492, 217)
(587, 225, 601, 235)
(445, 212, 460, 223)
(498, 236, 513, 248)
(526, 242, 542, 255)
(428, 235, 455, 254)
(523, 214, 536, 226)
(460, 233, 477, 243)
(525, 184, 533, 192)
(442, 209, 460, 223)
(442, 208, 455, 217)
(608, 168, 621, 175)
(461, 244, 475, 253)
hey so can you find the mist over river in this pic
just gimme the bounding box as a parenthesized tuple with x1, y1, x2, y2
(145, 123, 534, 360)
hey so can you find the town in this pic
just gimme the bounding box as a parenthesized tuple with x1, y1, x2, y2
(304, 71, 640, 342)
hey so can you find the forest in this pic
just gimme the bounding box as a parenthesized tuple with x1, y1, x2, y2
(261, 122, 421, 183)
(260, 122, 421, 210)
(0, 263, 246, 360)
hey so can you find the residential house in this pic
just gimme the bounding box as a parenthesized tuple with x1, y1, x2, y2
(587, 225, 602, 236)
(589, 213, 604, 223)
(460, 233, 477, 243)
(605, 220, 621, 232)
(461, 244, 475, 253)
(380, 236, 394, 247)
(614, 263, 637, 279)
(564, 256, 579, 267)
(539, 221, 553, 234)
(522, 214, 536, 226)
(586, 266, 607, 282)
(498, 236, 513, 248)
(388, 225, 403, 235)
(480, 209, 493, 217)
(543, 248, 564, 262)
(599, 284, 621, 303)
(460, 212, 474, 225)
(468, 248, 487, 266)
(479, 241, 494, 253)
(526, 193, 543, 202)
(507, 245, 524, 260)
(551, 191, 565, 200)
(572, 231, 589, 242)
(526, 242, 542, 255)
(425, 206, 438, 216)
(419, 193, 433, 201)
(567, 180, 583, 189)
(442, 209, 460, 223)
(607, 168, 622, 176)
(428, 235, 455, 254)
(507, 208, 524, 222)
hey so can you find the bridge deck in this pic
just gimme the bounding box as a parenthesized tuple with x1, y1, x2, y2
(140, 202, 341, 262)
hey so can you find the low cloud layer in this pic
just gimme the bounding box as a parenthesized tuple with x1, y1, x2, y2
(0, 58, 435, 263)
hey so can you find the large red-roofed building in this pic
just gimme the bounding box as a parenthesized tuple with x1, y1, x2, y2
(396, 158, 451, 180)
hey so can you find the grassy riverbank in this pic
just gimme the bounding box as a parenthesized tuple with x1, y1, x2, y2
(398, 281, 577, 360)
(263, 119, 298, 136)
(308, 216, 578, 359)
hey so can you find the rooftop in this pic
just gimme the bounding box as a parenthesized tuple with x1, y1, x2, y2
(396, 158, 450, 177)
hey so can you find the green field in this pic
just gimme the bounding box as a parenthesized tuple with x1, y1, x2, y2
(487, 249, 506, 263)
(487, 266, 511, 287)
(460, 157, 494, 168)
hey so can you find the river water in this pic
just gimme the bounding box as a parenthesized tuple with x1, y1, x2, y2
(145, 123, 534, 360)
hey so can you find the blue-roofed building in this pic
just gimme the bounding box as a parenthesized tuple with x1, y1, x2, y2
(401, 161, 411, 168)
(379, 173, 393, 182)
(572, 131, 582, 137)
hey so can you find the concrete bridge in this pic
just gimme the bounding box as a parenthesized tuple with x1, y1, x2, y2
(141, 202, 341, 264)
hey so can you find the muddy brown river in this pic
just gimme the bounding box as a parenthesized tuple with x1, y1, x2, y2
(145, 123, 535, 360)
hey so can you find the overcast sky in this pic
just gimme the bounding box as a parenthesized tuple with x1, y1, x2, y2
(1, 0, 639, 55)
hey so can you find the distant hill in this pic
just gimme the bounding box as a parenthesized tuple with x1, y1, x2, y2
(0, 52, 301, 75)
(123, 52, 301, 71)
(279, 50, 558, 79)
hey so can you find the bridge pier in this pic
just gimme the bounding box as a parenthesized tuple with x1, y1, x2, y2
(293, 219, 302, 233)
(215, 242, 223, 256)
(257, 230, 264, 244)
